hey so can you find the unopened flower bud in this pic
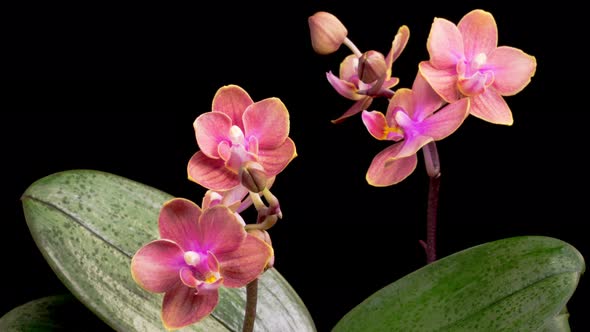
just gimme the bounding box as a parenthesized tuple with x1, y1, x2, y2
(239, 161, 267, 193)
(358, 51, 387, 83)
(308, 11, 348, 55)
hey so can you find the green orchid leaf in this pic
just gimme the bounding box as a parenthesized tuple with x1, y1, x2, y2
(0, 294, 111, 331)
(333, 236, 584, 332)
(21, 170, 316, 332)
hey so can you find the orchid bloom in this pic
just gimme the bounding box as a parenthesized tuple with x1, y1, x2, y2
(188, 85, 297, 192)
(131, 198, 273, 330)
(362, 73, 469, 186)
(202, 187, 276, 268)
(327, 25, 409, 123)
(418, 9, 536, 125)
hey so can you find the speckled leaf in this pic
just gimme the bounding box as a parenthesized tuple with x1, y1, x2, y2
(21, 170, 316, 332)
(333, 236, 584, 332)
(0, 294, 111, 331)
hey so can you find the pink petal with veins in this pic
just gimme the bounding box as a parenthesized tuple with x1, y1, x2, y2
(211, 85, 253, 129)
(458, 9, 497, 60)
(469, 89, 513, 125)
(131, 239, 184, 293)
(366, 143, 418, 187)
(427, 17, 463, 69)
(217, 234, 273, 288)
(419, 61, 461, 103)
(422, 98, 470, 140)
(197, 206, 245, 255)
(243, 98, 290, 149)
(194, 112, 232, 159)
(487, 46, 537, 95)
(257, 138, 297, 177)
(161, 282, 219, 330)
(411, 73, 445, 121)
(159, 199, 202, 252)
(187, 151, 240, 191)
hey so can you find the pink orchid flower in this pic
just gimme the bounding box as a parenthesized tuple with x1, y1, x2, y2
(131, 198, 273, 330)
(188, 85, 297, 191)
(327, 25, 410, 123)
(362, 73, 469, 186)
(419, 9, 536, 125)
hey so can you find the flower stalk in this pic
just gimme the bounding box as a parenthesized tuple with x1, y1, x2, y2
(242, 278, 259, 332)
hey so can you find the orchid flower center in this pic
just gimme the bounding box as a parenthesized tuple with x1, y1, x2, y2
(222, 125, 259, 173)
(180, 251, 222, 289)
(456, 53, 494, 96)
(394, 109, 419, 138)
(184, 251, 201, 266)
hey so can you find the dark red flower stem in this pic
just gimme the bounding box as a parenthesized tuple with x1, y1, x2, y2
(420, 142, 441, 264)
(242, 278, 258, 332)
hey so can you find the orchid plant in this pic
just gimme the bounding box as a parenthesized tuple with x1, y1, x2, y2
(4, 7, 584, 332)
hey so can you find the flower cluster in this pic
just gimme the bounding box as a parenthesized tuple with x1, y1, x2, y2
(309, 9, 536, 186)
(131, 85, 296, 329)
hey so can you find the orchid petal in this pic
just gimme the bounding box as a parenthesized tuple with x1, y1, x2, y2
(187, 151, 240, 191)
(217, 140, 231, 161)
(487, 46, 537, 96)
(257, 138, 297, 177)
(332, 96, 373, 124)
(326, 71, 362, 100)
(411, 73, 445, 121)
(397, 134, 433, 159)
(131, 239, 184, 293)
(158, 198, 202, 252)
(458, 9, 497, 60)
(202, 190, 224, 210)
(469, 89, 513, 125)
(197, 206, 245, 255)
(387, 88, 413, 121)
(243, 98, 289, 149)
(217, 234, 273, 288)
(385, 25, 410, 75)
(193, 112, 232, 159)
(382, 77, 400, 90)
(366, 143, 418, 187)
(362, 111, 389, 140)
(211, 85, 253, 129)
(340, 54, 359, 82)
(161, 283, 219, 330)
(427, 17, 463, 69)
(219, 185, 250, 209)
(422, 98, 470, 140)
(419, 61, 460, 102)
(179, 267, 200, 288)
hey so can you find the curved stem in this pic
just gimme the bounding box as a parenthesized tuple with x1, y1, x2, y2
(242, 278, 259, 332)
(343, 37, 362, 57)
(422, 142, 441, 264)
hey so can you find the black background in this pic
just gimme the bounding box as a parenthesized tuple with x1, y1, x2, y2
(3, 1, 589, 331)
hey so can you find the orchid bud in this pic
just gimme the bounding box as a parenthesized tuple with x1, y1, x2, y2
(308, 11, 348, 55)
(358, 50, 387, 84)
(239, 161, 268, 193)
